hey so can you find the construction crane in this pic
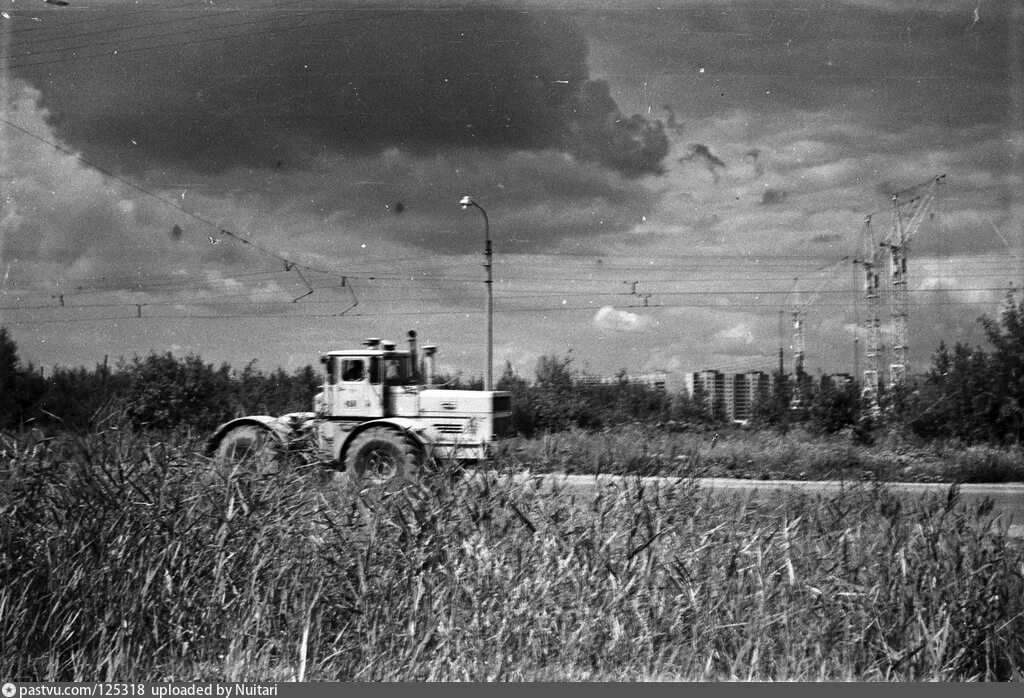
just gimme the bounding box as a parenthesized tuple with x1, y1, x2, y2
(856, 174, 945, 408)
(857, 215, 885, 408)
(788, 255, 851, 379)
(882, 174, 945, 388)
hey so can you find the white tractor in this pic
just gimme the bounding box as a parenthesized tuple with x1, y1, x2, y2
(206, 331, 512, 484)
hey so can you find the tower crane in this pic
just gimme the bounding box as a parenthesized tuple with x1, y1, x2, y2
(881, 174, 945, 388)
(855, 174, 944, 409)
(788, 255, 851, 378)
(857, 215, 884, 408)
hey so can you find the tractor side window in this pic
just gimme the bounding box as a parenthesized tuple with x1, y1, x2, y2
(341, 359, 365, 382)
(384, 358, 401, 385)
(384, 356, 414, 385)
(368, 357, 382, 384)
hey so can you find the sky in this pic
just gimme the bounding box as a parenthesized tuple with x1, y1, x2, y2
(0, 0, 1022, 389)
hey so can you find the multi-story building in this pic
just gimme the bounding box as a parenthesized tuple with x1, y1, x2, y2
(686, 369, 769, 422)
(731, 371, 769, 422)
(685, 369, 727, 419)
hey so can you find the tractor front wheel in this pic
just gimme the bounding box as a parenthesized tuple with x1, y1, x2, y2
(214, 424, 284, 475)
(345, 428, 423, 488)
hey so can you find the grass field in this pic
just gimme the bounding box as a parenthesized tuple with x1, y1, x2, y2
(501, 424, 1024, 484)
(2, 428, 1022, 681)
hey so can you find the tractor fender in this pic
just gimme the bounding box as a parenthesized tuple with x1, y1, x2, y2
(205, 416, 294, 457)
(337, 417, 438, 469)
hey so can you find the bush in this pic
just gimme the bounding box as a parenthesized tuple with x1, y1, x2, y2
(0, 327, 324, 434)
(123, 353, 236, 431)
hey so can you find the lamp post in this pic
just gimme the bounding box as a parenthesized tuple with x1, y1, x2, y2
(460, 195, 493, 391)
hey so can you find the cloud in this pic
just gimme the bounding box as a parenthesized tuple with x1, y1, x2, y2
(679, 143, 726, 182)
(713, 323, 757, 354)
(593, 306, 653, 332)
(761, 188, 788, 205)
(663, 104, 683, 133)
(0, 83, 304, 295)
(12, 3, 669, 178)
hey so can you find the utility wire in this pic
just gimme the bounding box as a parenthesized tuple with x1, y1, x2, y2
(5, 295, 1010, 326)
(2, 289, 1013, 324)
(1, 116, 353, 297)
(3, 282, 1019, 313)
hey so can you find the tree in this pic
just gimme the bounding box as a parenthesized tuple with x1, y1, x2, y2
(752, 369, 793, 433)
(0, 327, 45, 429)
(0, 327, 18, 421)
(124, 352, 235, 431)
(981, 291, 1024, 442)
(909, 290, 1024, 443)
(808, 375, 858, 434)
(532, 353, 579, 432)
(497, 361, 538, 436)
(0, 327, 19, 424)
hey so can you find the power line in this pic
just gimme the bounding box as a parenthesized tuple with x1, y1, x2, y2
(3, 281, 1019, 312)
(14, 260, 1019, 296)
(1, 116, 353, 290)
(2, 290, 1013, 325)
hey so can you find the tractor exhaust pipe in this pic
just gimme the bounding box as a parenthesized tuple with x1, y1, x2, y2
(421, 345, 436, 386)
(407, 330, 418, 382)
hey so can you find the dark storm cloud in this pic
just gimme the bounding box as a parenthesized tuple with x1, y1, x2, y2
(578, 2, 1017, 131)
(10, 2, 668, 177)
(561, 80, 670, 176)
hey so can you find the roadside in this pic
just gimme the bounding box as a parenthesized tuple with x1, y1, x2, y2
(465, 470, 1024, 539)
(494, 424, 1024, 484)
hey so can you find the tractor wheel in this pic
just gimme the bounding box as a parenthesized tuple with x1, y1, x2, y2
(345, 428, 423, 488)
(214, 424, 284, 475)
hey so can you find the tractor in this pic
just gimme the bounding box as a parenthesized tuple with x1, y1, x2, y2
(206, 331, 512, 484)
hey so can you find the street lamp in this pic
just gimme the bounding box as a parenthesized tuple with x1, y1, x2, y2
(460, 195, 493, 391)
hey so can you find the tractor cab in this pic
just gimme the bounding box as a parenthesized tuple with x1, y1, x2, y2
(316, 334, 428, 420)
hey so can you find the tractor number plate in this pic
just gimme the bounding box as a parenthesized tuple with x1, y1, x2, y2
(345, 400, 357, 407)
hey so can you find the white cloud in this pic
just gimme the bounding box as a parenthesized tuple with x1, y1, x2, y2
(714, 323, 756, 352)
(593, 306, 653, 332)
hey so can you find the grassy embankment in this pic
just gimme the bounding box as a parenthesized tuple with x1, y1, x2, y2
(500, 424, 1024, 484)
(2, 428, 1022, 681)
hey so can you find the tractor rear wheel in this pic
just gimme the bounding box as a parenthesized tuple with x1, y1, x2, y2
(214, 424, 284, 475)
(345, 428, 423, 488)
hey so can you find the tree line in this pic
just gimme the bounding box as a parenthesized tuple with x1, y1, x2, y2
(2, 291, 1023, 443)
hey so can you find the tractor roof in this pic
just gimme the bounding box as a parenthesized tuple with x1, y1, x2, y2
(324, 349, 410, 358)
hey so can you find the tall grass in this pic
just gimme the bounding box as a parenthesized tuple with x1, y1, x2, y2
(2, 429, 1022, 681)
(501, 424, 1024, 483)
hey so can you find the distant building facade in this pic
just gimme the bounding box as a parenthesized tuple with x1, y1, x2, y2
(685, 369, 769, 422)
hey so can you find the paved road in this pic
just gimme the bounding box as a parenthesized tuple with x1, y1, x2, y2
(472, 472, 1024, 537)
